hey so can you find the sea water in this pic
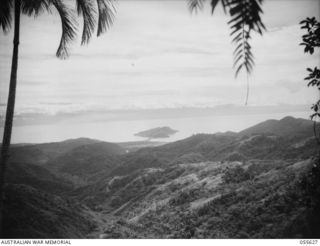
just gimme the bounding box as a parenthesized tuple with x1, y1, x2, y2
(2, 110, 310, 144)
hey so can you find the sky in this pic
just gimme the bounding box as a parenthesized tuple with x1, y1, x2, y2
(0, 0, 320, 142)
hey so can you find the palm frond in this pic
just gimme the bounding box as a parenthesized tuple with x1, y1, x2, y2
(219, 0, 229, 14)
(188, 0, 204, 13)
(196, 0, 264, 77)
(0, 0, 13, 33)
(21, 0, 51, 17)
(50, 0, 78, 59)
(210, 0, 220, 14)
(225, 0, 265, 77)
(188, 0, 221, 14)
(76, 0, 96, 45)
(96, 0, 115, 36)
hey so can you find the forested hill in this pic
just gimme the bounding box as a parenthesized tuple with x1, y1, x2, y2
(3, 116, 320, 238)
(239, 116, 318, 139)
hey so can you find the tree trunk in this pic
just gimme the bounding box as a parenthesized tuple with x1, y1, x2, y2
(0, 0, 21, 237)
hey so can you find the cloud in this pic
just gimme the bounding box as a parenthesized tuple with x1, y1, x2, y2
(276, 80, 304, 93)
(0, 0, 318, 116)
(2, 104, 312, 127)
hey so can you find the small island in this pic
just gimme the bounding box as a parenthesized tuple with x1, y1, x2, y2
(134, 126, 178, 140)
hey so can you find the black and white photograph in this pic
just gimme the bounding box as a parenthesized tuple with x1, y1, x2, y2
(0, 0, 320, 240)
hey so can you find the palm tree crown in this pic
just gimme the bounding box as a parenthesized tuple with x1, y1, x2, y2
(0, 0, 116, 58)
(0, 0, 116, 236)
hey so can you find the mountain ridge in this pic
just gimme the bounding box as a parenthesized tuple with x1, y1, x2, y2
(239, 116, 317, 139)
(3, 116, 320, 238)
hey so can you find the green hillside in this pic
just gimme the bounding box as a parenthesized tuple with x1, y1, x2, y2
(3, 116, 320, 238)
(3, 184, 97, 238)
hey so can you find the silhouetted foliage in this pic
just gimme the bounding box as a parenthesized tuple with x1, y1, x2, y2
(300, 17, 320, 143)
(189, 0, 265, 78)
(0, 0, 116, 236)
(300, 17, 320, 54)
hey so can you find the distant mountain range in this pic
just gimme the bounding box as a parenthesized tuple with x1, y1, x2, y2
(3, 116, 320, 238)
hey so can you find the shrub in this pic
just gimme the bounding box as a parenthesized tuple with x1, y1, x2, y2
(222, 165, 250, 184)
(169, 188, 199, 206)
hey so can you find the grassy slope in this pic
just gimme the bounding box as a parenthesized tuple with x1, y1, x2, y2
(90, 158, 320, 238)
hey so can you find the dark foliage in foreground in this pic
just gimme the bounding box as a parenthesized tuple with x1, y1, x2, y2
(300, 17, 320, 142)
(3, 184, 96, 238)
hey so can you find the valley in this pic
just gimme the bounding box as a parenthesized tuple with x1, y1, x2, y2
(3, 116, 320, 238)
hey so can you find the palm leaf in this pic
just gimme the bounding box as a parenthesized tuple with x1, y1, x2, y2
(0, 0, 13, 33)
(188, 0, 204, 13)
(211, 0, 219, 14)
(50, 0, 78, 59)
(76, 0, 96, 45)
(226, 0, 265, 77)
(96, 0, 115, 36)
(21, 0, 51, 17)
(188, 0, 265, 78)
